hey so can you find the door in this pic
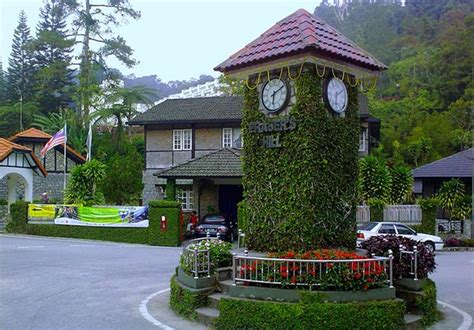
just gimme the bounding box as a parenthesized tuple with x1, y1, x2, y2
(218, 185, 243, 224)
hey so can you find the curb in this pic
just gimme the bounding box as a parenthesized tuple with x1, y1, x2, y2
(442, 247, 474, 252)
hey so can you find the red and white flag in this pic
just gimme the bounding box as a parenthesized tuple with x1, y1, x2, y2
(40, 124, 67, 158)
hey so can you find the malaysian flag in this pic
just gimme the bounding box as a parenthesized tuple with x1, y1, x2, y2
(40, 124, 67, 158)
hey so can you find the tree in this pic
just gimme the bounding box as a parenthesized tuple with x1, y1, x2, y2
(6, 11, 36, 103)
(32, 0, 75, 114)
(0, 102, 40, 137)
(68, 0, 141, 122)
(406, 137, 433, 167)
(101, 144, 143, 205)
(389, 166, 413, 204)
(0, 62, 7, 104)
(65, 159, 106, 206)
(359, 156, 392, 202)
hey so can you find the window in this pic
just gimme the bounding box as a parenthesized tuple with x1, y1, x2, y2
(233, 128, 242, 148)
(222, 128, 232, 148)
(173, 129, 192, 150)
(176, 186, 194, 210)
(358, 222, 378, 231)
(359, 128, 367, 152)
(395, 224, 415, 235)
(378, 224, 396, 234)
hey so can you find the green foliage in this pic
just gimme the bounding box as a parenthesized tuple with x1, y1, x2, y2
(180, 239, 233, 276)
(367, 198, 385, 221)
(241, 71, 359, 251)
(169, 275, 207, 319)
(406, 137, 433, 167)
(5, 201, 29, 233)
(359, 156, 392, 202)
(215, 297, 405, 330)
(65, 159, 106, 206)
(6, 11, 35, 103)
(0, 199, 7, 205)
(438, 179, 470, 220)
(0, 101, 40, 137)
(27, 224, 149, 244)
(415, 279, 442, 326)
(101, 143, 144, 205)
(165, 179, 176, 201)
(418, 198, 439, 235)
(148, 200, 181, 246)
(389, 166, 413, 204)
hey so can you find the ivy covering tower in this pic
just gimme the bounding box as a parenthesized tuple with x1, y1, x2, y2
(215, 9, 387, 251)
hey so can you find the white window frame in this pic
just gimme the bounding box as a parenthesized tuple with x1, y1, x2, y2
(176, 186, 194, 211)
(222, 128, 233, 148)
(173, 129, 192, 151)
(359, 128, 367, 152)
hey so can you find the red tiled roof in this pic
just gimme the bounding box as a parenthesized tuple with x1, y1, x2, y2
(215, 9, 387, 73)
(8, 127, 52, 140)
(9, 127, 86, 163)
(0, 138, 47, 176)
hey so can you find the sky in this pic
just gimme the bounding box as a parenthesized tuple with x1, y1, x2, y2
(0, 0, 322, 82)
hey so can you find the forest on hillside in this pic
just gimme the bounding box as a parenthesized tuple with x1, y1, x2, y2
(315, 0, 473, 167)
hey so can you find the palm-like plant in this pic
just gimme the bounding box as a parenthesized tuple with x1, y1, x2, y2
(0, 102, 40, 137)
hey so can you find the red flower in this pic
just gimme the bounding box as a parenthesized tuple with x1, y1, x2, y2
(363, 285, 368, 291)
(290, 265, 300, 272)
(285, 251, 296, 259)
(291, 276, 297, 284)
(353, 272, 361, 280)
(281, 271, 288, 278)
(327, 263, 334, 269)
(367, 278, 374, 283)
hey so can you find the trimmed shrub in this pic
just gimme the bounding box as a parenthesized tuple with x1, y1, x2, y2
(389, 166, 413, 204)
(416, 279, 441, 326)
(367, 198, 385, 221)
(148, 200, 182, 246)
(361, 236, 436, 279)
(360, 156, 392, 202)
(215, 297, 405, 330)
(180, 239, 233, 277)
(169, 275, 207, 319)
(6, 201, 29, 233)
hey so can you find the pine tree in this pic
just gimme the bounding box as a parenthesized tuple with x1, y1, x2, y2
(0, 61, 7, 104)
(6, 11, 36, 103)
(33, 0, 75, 114)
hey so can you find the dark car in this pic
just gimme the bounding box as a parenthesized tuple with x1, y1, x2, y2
(193, 214, 236, 242)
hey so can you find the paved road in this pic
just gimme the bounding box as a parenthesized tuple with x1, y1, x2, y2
(430, 251, 474, 330)
(0, 235, 181, 330)
(1, 235, 473, 330)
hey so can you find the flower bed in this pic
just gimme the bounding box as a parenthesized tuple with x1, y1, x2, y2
(180, 238, 232, 278)
(235, 249, 389, 291)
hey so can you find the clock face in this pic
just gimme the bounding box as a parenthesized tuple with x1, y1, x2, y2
(261, 78, 289, 113)
(325, 77, 348, 114)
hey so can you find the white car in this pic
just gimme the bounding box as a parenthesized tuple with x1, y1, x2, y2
(356, 222, 444, 253)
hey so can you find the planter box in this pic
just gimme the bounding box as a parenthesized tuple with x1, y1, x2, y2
(228, 284, 395, 303)
(177, 267, 216, 289)
(217, 267, 232, 281)
(394, 278, 426, 292)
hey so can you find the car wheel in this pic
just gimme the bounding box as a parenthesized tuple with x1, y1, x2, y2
(424, 241, 435, 253)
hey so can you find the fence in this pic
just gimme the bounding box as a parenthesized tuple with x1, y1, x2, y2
(356, 206, 371, 223)
(180, 233, 222, 279)
(384, 205, 422, 223)
(399, 244, 419, 280)
(232, 250, 394, 290)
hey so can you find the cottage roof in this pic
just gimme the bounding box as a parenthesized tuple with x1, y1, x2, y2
(412, 148, 473, 178)
(0, 138, 47, 177)
(155, 148, 242, 178)
(214, 8, 387, 73)
(129, 96, 243, 125)
(8, 128, 86, 163)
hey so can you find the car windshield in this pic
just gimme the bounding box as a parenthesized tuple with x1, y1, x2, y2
(359, 222, 378, 231)
(395, 224, 415, 235)
(202, 215, 225, 223)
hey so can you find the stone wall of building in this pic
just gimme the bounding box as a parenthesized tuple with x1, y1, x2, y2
(198, 179, 218, 217)
(33, 173, 69, 201)
(142, 169, 162, 204)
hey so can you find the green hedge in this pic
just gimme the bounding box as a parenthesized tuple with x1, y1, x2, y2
(148, 200, 181, 246)
(7, 200, 183, 246)
(415, 279, 441, 326)
(215, 297, 405, 330)
(170, 275, 208, 319)
(241, 70, 360, 251)
(368, 198, 385, 222)
(6, 201, 29, 233)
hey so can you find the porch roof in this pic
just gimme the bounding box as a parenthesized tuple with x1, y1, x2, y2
(154, 148, 242, 178)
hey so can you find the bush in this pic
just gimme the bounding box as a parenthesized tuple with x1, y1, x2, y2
(416, 279, 441, 326)
(215, 297, 405, 330)
(418, 198, 439, 235)
(6, 201, 29, 233)
(0, 199, 7, 205)
(438, 179, 471, 220)
(360, 156, 391, 202)
(445, 237, 474, 247)
(389, 166, 413, 204)
(180, 239, 233, 276)
(169, 275, 207, 319)
(65, 159, 106, 206)
(361, 236, 436, 279)
(367, 198, 385, 221)
(148, 199, 182, 246)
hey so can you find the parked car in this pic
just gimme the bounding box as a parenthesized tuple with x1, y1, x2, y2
(356, 222, 444, 253)
(193, 214, 236, 242)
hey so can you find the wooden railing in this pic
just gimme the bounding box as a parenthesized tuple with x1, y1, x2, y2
(384, 205, 422, 224)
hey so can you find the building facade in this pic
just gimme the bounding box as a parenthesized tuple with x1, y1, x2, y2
(130, 95, 379, 219)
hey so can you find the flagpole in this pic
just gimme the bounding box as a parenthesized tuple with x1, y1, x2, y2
(63, 123, 67, 202)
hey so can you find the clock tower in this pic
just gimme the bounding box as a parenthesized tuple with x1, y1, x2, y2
(215, 9, 386, 251)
